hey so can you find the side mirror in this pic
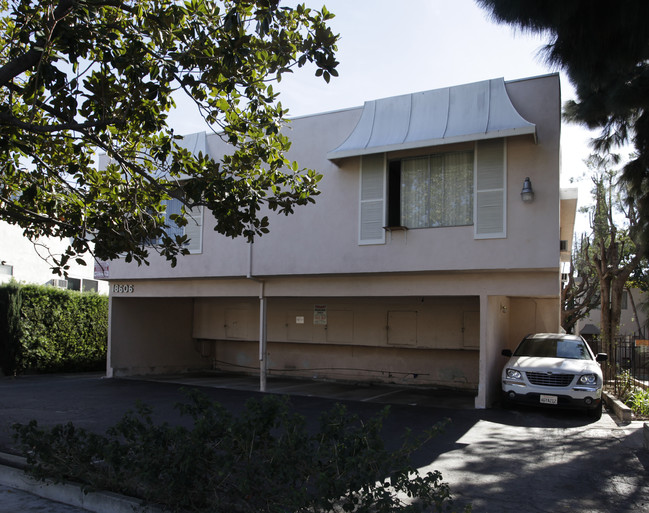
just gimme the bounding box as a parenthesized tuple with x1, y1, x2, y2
(596, 353, 608, 362)
(502, 349, 512, 357)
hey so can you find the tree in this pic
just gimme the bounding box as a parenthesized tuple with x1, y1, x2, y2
(476, 0, 649, 253)
(0, 0, 339, 273)
(583, 155, 646, 364)
(561, 234, 600, 334)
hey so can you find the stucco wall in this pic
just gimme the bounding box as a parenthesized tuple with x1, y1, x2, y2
(108, 294, 481, 388)
(193, 296, 480, 348)
(108, 74, 561, 281)
(209, 340, 479, 390)
(194, 296, 481, 389)
(0, 222, 107, 292)
(109, 297, 207, 376)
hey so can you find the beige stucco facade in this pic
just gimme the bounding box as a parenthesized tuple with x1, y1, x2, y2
(107, 73, 570, 408)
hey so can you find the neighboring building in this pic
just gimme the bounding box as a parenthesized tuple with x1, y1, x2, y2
(107, 73, 574, 408)
(0, 221, 108, 293)
(578, 288, 648, 339)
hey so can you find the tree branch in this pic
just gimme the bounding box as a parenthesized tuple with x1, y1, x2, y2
(0, 109, 121, 133)
(0, 0, 78, 88)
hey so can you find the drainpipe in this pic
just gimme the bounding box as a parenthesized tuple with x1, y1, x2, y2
(247, 240, 267, 392)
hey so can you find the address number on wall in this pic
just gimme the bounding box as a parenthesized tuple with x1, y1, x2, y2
(113, 284, 135, 294)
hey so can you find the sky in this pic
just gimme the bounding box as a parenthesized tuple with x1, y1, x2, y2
(170, 0, 599, 232)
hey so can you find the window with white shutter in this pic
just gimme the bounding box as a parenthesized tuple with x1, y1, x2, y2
(184, 205, 203, 253)
(359, 153, 386, 244)
(162, 198, 203, 254)
(475, 139, 506, 238)
(363, 139, 506, 242)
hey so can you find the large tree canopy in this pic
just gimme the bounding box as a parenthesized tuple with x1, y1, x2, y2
(0, 0, 338, 273)
(476, 0, 649, 251)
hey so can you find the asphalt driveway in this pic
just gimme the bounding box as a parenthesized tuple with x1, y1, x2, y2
(0, 372, 647, 512)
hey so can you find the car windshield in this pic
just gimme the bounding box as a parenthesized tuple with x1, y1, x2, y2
(513, 337, 592, 360)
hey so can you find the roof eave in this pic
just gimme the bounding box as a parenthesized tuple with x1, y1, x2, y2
(326, 126, 537, 161)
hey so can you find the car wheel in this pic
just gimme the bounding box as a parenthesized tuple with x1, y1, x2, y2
(587, 401, 602, 421)
(501, 394, 514, 410)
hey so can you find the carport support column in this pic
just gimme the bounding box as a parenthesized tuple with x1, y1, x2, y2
(106, 296, 114, 378)
(248, 240, 268, 393)
(259, 284, 267, 393)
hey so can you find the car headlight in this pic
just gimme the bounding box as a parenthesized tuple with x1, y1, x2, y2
(578, 374, 597, 385)
(505, 368, 522, 380)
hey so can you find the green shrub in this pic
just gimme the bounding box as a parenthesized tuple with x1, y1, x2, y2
(617, 370, 649, 418)
(0, 283, 107, 374)
(0, 283, 23, 375)
(13, 391, 470, 513)
(628, 388, 649, 417)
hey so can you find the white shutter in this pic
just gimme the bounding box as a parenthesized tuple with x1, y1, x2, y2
(162, 199, 203, 253)
(163, 198, 184, 239)
(359, 153, 386, 244)
(475, 139, 506, 238)
(184, 206, 203, 253)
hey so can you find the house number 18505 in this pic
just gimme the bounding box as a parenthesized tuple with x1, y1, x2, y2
(113, 284, 134, 293)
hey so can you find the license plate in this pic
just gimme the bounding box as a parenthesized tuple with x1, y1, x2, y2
(540, 394, 558, 405)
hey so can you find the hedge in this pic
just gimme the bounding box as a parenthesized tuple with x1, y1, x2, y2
(0, 283, 108, 375)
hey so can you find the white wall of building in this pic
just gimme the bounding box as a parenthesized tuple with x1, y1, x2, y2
(0, 221, 108, 293)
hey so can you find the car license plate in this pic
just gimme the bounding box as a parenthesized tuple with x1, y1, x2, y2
(540, 394, 558, 405)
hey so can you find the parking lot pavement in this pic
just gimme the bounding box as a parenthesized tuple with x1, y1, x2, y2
(419, 409, 648, 512)
(0, 372, 647, 513)
(0, 484, 90, 513)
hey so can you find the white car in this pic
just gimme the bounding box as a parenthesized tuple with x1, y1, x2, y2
(501, 333, 608, 419)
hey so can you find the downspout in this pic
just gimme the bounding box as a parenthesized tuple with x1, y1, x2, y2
(247, 240, 267, 392)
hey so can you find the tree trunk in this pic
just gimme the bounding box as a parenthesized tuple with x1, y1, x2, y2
(600, 276, 615, 368)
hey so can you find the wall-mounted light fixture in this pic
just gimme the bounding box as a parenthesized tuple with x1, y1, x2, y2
(521, 177, 534, 203)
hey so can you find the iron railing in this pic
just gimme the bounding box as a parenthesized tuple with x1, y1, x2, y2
(590, 336, 649, 395)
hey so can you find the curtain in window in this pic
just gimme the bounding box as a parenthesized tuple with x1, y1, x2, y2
(401, 157, 429, 228)
(442, 151, 473, 226)
(400, 151, 473, 228)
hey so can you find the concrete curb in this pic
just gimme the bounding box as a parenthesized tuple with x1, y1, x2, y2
(602, 391, 633, 423)
(0, 453, 161, 513)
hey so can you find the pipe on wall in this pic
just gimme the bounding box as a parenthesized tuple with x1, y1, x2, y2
(247, 240, 267, 392)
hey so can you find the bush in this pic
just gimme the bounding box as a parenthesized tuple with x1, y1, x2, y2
(0, 283, 22, 375)
(628, 388, 649, 417)
(617, 371, 649, 418)
(13, 391, 470, 513)
(0, 283, 107, 375)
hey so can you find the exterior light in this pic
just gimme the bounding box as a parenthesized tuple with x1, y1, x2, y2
(521, 177, 534, 203)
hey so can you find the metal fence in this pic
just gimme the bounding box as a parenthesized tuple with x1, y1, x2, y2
(590, 336, 649, 395)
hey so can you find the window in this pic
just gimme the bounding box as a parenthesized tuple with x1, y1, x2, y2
(359, 139, 505, 244)
(161, 197, 203, 254)
(82, 279, 99, 293)
(66, 277, 81, 291)
(389, 151, 473, 229)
